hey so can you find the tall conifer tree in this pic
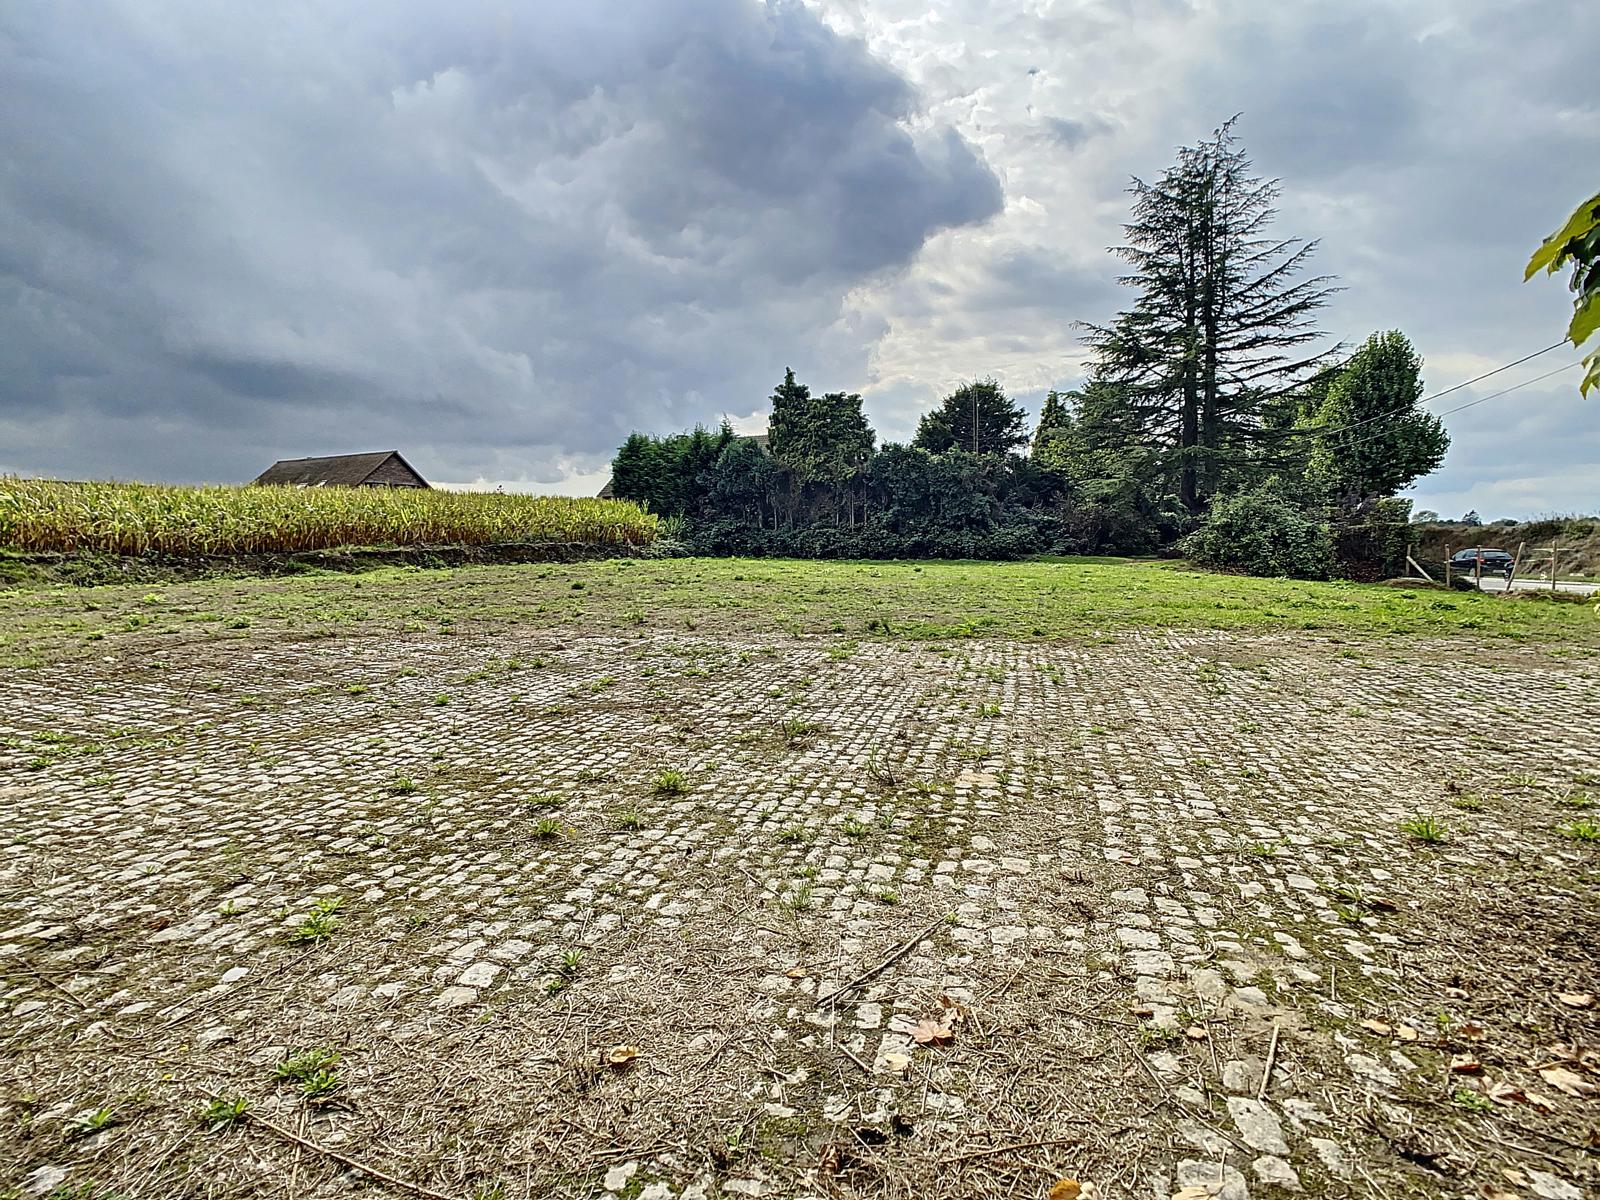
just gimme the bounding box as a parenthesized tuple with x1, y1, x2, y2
(1085, 119, 1338, 512)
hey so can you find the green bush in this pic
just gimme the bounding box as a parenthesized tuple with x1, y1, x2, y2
(682, 515, 1075, 561)
(1180, 483, 1334, 579)
(1332, 497, 1412, 580)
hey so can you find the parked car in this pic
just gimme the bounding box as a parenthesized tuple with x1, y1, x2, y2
(1450, 547, 1514, 580)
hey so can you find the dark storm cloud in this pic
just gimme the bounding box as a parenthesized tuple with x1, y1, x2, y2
(0, 0, 1001, 484)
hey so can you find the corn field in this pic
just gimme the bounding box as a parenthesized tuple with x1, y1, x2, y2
(0, 479, 658, 556)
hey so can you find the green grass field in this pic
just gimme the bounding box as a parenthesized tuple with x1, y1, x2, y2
(2, 555, 1595, 669)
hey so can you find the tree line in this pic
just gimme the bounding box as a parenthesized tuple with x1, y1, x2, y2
(610, 121, 1449, 578)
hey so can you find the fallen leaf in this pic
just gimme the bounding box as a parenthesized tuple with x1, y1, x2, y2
(1185, 1025, 1208, 1041)
(936, 994, 969, 1025)
(1450, 1056, 1483, 1074)
(1049, 1181, 1082, 1200)
(1556, 992, 1594, 1010)
(604, 1045, 639, 1067)
(1396, 1023, 1421, 1043)
(1538, 1066, 1596, 1098)
(1487, 1084, 1557, 1114)
(1459, 1021, 1486, 1041)
(1171, 1188, 1217, 1200)
(785, 967, 807, 979)
(1132, 1005, 1155, 1019)
(875, 1052, 911, 1074)
(910, 1017, 955, 1046)
(1361, 1019, 1393, 1036)
(1370, 897, 1398, 912)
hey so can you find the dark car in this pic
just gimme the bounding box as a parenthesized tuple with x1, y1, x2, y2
(1450, 547, 1514, 580)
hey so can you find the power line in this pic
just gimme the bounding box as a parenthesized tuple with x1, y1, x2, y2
(1412, 341, 1569, 407)
(1307, 339, 1569, 441)
(1246, 338, 1570, 444)
(1330, 360, 1581, 454)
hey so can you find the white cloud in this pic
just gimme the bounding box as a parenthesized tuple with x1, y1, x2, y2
(3, 0, 1596, 517)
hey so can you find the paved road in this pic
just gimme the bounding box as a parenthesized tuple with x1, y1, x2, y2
(4, 629, 1599, 1198)
(1474, 575, 1598, 597)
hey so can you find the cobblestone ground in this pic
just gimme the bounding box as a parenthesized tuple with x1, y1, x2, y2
(2, 627, 1597, 1200)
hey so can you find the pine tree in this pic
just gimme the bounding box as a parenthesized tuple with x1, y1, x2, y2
(765, 369, 876, 525)
(1031, 391, 1071, 457)
(1084, 119, 1338, 513)
(913, 380, 1028, 456)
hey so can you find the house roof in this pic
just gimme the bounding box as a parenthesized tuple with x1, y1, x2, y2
(252, 451, 425, 487)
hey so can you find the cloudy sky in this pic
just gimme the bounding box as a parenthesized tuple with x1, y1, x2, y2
(2, 0, 1595, 517)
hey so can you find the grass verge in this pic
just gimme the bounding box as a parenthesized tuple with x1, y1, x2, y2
(2, 556, 1595, 668)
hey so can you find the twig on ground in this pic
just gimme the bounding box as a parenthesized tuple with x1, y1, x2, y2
(838, 1044, 872, 1075)
(14, 968, 90, 1009)
(1258, 1023, 1280, 1100)
(232, 1102, 457, 1200)
(939, 1134, 1091, 1164)
(816, 914, 947, 1005)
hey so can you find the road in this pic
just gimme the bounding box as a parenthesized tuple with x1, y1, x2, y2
(1474, 574, 1599, 597)
(5, 624, 1600, 1198)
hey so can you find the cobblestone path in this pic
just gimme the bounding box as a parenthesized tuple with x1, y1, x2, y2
(3, 628, 1597, 1199)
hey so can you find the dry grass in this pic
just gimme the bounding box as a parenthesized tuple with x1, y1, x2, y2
(0, 478, 658, 556)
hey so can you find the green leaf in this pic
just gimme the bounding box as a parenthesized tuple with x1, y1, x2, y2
(1526, 190, 1600, 280)
(1581, 350, 1599, 399)
(1568, 292, 1600, 348)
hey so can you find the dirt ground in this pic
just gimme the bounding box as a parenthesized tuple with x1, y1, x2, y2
(2, 616, 1598, 1199)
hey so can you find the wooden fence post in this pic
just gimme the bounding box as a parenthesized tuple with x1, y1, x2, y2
(1508, 541, 1525, 594)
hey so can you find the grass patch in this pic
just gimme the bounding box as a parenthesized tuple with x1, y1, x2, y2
(2, 556, 1595, 670)
(1400, 815, 1449, 843)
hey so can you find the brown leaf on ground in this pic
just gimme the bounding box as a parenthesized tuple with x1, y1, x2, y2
(785, 966, 807, 978)
(1395, 1023, 1420, 1042)
(911, 1017, 955, 1046)
(1048, 1181, 1082, 1200)
(875, 1051, 911, 1074)
(1449, 1055, 1483, 1074)
(1484, 1088, 1548, 1113)
(818, 1143, 843, 1175)
(1459, 1021, 1486, 1041)
(936, 993, 969, 1025)
(604, 1045, 639, 1067)
(1489, 1082, 1556, 1113)
(1185, 1025, 1208, 1040)
(1361, 1019, 1393, 1036)
(1556, 992, 1593, 1009)
(1538, 1066, 1596, 1098)
(1171, 1188, 1217, 1200)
